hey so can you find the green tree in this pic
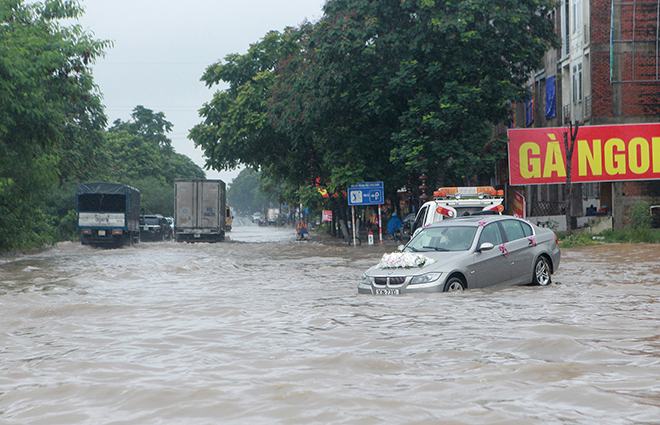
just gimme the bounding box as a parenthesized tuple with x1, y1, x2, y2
(272, 0, 559, 188)
(227, 168, 280, 215)
(107, 106, 206, 216)
(191, 0, 559, 198)
(0, 0, 110, 252)
(190, 30, 301, 179)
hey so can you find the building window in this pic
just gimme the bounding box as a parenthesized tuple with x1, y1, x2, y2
(562, 0, 570, 56)
(526, 85, 534, 127)
(571, 0, 582, 34)
(572, 63, 583, 104)
(584, 182, 600, 200)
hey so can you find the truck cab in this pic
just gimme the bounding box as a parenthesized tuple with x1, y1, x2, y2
(411, 186, 504, 236)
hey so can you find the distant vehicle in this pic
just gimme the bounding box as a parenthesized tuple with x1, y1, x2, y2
(165, 217, 174, 228)
(76, 182, 140, 247)
(359, 215, 560, 295)
(139, 215, 172, 242)
(252, 212, 262, 223)
(267, 208, 279, 225)
(411, 186, 504, 235)
(226, 206, 233, 232)
(174, 179, 226, 243)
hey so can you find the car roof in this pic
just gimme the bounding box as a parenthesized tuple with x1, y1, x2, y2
(425, 215, 523, 229)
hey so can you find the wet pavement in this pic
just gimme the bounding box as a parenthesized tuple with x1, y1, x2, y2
(1, 219, 659, 424)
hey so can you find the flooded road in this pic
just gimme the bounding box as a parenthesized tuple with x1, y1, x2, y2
(1, 219, 659, 424)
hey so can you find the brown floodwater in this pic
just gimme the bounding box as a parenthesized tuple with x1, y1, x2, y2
(1, 218, 659, 424)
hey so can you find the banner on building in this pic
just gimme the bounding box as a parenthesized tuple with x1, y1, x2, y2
(322, 210, 333, 222)
(508, 123, 660, 185)
(545, 76, 556, 119)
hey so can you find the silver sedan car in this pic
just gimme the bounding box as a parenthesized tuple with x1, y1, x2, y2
(359, 215, 560, 294)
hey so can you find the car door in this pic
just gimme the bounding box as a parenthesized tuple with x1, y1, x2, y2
(500, 219, 535, 284)
(411, 205, 429, 236)
(470, 222, 510, 288)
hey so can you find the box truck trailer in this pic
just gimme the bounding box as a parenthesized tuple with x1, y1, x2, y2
(174, 179, 226, 242)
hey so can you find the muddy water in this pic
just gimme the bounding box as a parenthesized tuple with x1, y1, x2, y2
(1, 219, 659, 424)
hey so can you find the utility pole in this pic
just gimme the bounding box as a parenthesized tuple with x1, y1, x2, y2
(563, 121, 579, 237)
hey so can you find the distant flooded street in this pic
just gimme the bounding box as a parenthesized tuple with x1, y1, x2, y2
(1, 219, 659, 424)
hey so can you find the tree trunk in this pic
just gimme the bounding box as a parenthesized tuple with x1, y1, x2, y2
(563, 122, 579, 237)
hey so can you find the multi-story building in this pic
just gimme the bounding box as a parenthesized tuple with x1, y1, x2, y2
(510, 0, 660, 230)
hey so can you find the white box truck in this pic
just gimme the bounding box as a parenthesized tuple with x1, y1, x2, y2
(174, 179, 226, 242)
(267, 208, 280, 225)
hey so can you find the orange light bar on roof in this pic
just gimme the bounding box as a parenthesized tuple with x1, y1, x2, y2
(476, 186, 496, 194)
(438, 187, 496, 195)
(439, 187, 459, 195)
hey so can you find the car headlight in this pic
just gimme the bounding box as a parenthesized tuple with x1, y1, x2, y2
(360, 274, 372, 285)
(410, 273, 443, 285)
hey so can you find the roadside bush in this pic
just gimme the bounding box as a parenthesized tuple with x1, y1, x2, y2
(558, 202, 659, 247)
(599, 228, 660, 243)
(54, 210, 79, 242)
(625, 201, 652, 230)
(557, 232, 595, 248)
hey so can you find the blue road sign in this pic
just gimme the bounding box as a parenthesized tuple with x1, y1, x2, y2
(348, 182, 384, 206)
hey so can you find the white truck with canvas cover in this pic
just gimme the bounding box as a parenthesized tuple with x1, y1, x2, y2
(411, 186, 505, 235)
(76, 182, 141, 247)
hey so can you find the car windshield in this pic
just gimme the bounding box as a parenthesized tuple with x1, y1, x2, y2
(405, 226, 478, 252)
(144, 218, 161, 225)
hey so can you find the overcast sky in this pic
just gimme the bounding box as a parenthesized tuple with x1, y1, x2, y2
(74, 0, 327, 185)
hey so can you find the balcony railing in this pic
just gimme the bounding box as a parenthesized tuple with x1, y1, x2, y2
(584, 95, 591, 120)
(531, 201, 566, 217)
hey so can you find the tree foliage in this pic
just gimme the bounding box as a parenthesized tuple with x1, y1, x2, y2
(227, 168, 280, 215)
(190, 0, 559, 204)
(0, 0, 110, 252)
(0, 1, 209, 253)
(106, 106, 206, 216)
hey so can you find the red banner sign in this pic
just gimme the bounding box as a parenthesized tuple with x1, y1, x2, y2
(508, 123, 660, 185)
(322, 210, 333, 222)
(513, 191, 525, 218)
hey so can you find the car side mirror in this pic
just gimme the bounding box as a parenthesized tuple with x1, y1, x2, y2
(477, 242, 494, 252)
(397, 244, 405, 252)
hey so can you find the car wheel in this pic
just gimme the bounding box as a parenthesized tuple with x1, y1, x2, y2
(443, 277, 465, 292)
(533, 256, 551, 286)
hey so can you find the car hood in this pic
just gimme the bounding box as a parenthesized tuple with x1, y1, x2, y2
(365, 250, 470, 276)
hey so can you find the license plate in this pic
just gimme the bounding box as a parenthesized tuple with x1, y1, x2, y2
(375, 289, 400, 295)
(98, 230, 106, 236)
